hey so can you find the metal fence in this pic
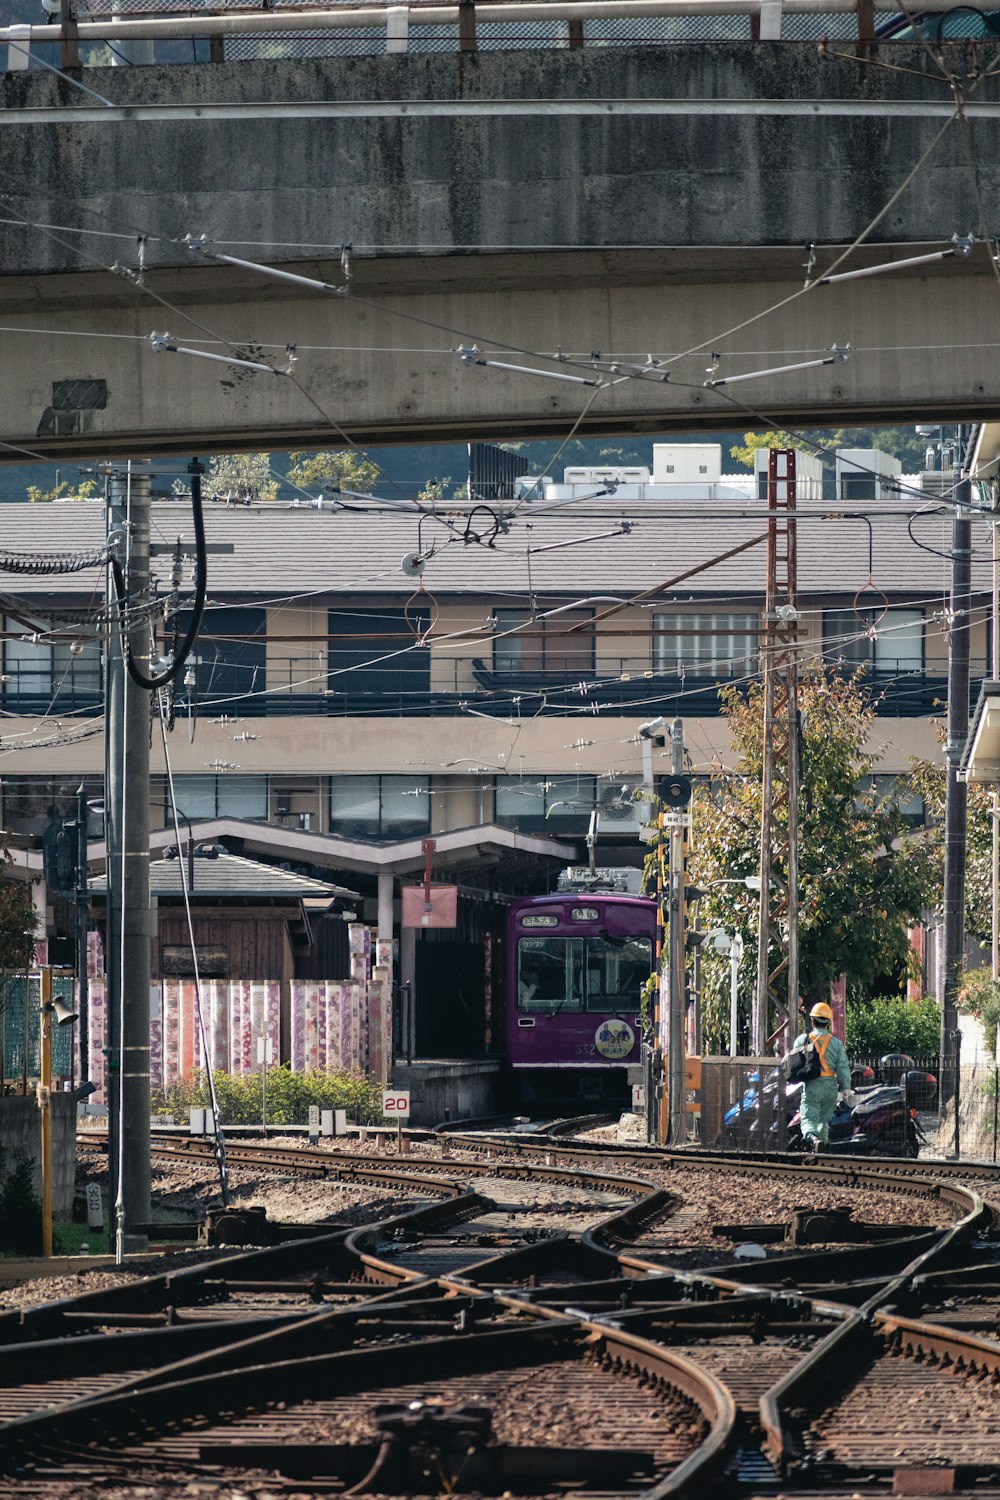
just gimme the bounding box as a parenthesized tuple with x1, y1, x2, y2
(0, 973, 76, 1093)
(698, 1048, 1000, 1162)
(3, 1, 982, 74)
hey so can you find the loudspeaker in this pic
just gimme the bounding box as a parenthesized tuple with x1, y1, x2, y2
(53, 998, 79, 1027)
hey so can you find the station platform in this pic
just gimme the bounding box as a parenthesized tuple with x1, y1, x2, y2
(389, 1058, 504, 1126)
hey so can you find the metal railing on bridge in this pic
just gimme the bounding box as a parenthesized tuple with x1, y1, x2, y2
(4, 0, 994, 74)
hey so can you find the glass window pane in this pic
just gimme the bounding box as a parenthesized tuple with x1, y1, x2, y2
(177, 606, 267, 705)
(874, 610, 923, 671)
(494, 610, 542, 674)
(823, 610, 870, 666)
(496, 779, 546, 828)
(216, 775, 267, 819)
(330, 776, 381, 838)
(380, 776, 430, 838)
(172, 776, 218, 819)
(328, 609, 430, 700)
(51, 638, 101, 708)
(653, 613, 757, 674)
(517, 936, 583, 1012)
(4, 628, 51, 704)
(584, 935, 652, 1012)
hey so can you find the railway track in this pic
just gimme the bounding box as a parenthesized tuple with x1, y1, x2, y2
(1, 1128, 998, 1496)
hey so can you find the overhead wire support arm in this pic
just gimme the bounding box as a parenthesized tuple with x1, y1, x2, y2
(110, 458, 209, 691)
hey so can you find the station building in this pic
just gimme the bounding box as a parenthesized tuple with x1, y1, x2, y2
(0, 442, 986, 1088)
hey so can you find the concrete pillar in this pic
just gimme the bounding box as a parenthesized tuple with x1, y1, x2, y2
(377, 871, 394, 942)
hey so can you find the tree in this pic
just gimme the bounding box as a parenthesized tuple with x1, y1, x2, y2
(907, 753, 991, 944)
(26, 480, 98, 503)
(206, 453, 279, 504)
(287, 450, 379, 494)
(0, 855, 37, 974)
(689, 673, 935, 1051)
(728, 430, 816, 469)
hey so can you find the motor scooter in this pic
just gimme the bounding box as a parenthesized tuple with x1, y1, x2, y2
(722, 1077, 925, 1157)
(788, 1083, 926, 1157)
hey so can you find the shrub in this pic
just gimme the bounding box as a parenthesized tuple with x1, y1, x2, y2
(0, 1147, 42, 1256)
(845, 994, 941, 1057)
(151, 1066, 385, 1126)
(957, 967, 1000, 1059)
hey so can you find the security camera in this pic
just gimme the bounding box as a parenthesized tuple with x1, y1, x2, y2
(40, 0, 61, 14)
(637, 716, 667, 739)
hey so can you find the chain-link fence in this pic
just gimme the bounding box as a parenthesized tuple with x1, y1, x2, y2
(30, 5, 936, 67)
(0, 974, 76, 1093)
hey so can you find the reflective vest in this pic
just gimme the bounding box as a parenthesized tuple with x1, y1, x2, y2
(809, 1029, 836, 1078)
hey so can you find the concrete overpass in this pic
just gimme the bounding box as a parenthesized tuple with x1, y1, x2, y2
(2, 43, 1000, 457)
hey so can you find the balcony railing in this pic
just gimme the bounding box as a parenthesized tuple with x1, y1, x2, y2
(173, 657, 986, 719)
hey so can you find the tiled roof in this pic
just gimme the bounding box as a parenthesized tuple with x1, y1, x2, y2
(90, 851, 355, 899)
(1, 496, 976, 601)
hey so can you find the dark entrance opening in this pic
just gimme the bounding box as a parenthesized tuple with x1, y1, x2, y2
(415, 939, 486, 1058)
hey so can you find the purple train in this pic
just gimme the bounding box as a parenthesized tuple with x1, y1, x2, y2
(506, 893, 656, 1101)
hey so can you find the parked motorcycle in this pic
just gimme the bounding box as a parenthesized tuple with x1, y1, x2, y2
(722, 1076, 925, 1157)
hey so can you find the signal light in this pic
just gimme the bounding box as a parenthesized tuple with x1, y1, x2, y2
(658, 774, 692, 809)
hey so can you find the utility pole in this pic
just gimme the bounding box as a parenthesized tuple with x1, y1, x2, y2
(665, 717, 687, 1145)
(992, 482, 999, 990)
(939, 448, 972, 1098)
(75, 784, 89, 1089)
(754, 449, 800, 1055)
(106, 463, 152, 1255)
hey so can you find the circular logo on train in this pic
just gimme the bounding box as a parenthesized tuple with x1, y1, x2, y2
(594, 1018, 635, 1060)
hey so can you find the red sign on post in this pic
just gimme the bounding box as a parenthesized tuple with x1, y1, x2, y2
(401, 883, 458, 928)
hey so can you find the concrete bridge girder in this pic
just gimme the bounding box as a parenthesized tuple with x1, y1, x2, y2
(1, 253, 997, 457)
(2, 47, 1000, 455)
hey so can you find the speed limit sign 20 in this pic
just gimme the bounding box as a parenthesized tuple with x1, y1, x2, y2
(382, 1089, 411, 1119)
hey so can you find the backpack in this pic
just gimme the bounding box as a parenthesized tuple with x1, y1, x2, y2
(786, 1036, 824, 1083)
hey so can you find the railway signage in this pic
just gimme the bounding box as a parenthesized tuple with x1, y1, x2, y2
(382, 1090, 411, 1118)
(661, 810, 692, 829)
(85, 1182, 103, 1230)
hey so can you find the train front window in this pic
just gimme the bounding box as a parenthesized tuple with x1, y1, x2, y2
(517, 935, 651, 1014)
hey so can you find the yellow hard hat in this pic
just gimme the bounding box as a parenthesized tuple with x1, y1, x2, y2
(809, 1002, 834, 1023)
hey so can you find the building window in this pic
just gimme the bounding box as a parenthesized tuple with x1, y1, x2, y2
(862, 775, 925, 827)
(3, 621, 102, 711)
(823, 609, 923, 672)
(495, 775, 596, 834)
(175, 606, 266, 705)
(328, 608, 431, 702)
(652, 612, 758, 675)
(169, 775, 268, 821)
(329, 775, 430, 840)
(492, 610, 595, 676)
(1, 777, 103, 838)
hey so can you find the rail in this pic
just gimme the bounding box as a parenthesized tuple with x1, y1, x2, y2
(3, 0, 994, 74)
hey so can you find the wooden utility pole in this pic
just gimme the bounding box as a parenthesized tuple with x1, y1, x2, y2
(754, 449, 800, 1054)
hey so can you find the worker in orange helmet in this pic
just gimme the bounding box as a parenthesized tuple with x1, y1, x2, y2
(792, 1002, 852, 1150)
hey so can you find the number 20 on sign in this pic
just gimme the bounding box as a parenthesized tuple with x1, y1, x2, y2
(382, 1089, 411, 1153)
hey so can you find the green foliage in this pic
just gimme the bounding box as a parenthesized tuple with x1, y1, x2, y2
(287, 450, 379, 494)
(151, 1066, 385, 1126)
(844, 995, 941, 1056)
(728, 430, 813, 468)
(957, 967, 1000, 1058)
(0, 1148, 42, 1256)
(908, 754, 991, 943)
(0, 855, 37, 980)
(207, 452, 280, 503)
(26, 480, 98, 503)
(728, 426, 932, 472)
(689, 673, 936, 1051)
